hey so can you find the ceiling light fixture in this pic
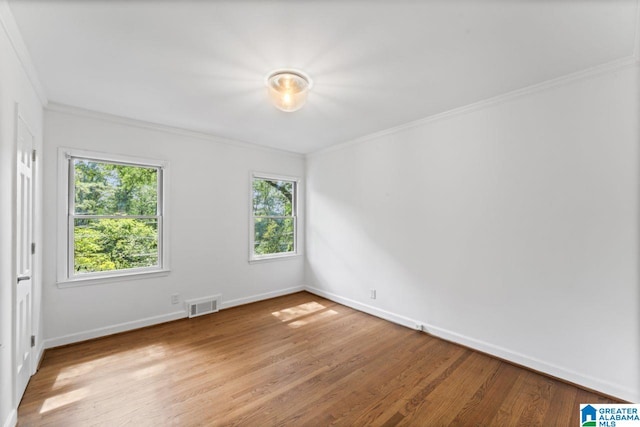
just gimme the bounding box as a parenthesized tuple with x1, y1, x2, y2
(266, 69, 312, 112)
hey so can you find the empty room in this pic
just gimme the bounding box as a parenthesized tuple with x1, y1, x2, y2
(1, 0, 639, 425)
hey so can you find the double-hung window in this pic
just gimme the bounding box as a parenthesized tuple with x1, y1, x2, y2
(59, 148, 168, 284)
(250, 173, 298, 261)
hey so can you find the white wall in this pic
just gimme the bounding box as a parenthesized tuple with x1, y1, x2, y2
(3, 2, 636, 411)
(0, 3, 44, 426)
(42, 107, 305, 346)
(306, 63, 640, 402)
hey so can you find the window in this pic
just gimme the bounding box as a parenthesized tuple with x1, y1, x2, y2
(250, 173, 298, 261)
(59, 149, 168, 283)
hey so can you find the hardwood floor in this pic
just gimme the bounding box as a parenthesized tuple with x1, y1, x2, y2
(18, 292, 616, 426)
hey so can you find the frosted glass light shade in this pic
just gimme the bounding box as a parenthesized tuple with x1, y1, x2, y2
(266, 70, 312, 112)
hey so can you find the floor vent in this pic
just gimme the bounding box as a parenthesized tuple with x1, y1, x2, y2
(186, 295, 220, 318)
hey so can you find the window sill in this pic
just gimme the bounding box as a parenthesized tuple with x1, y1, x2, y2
(249, 252, 301, 264)
(57, 269, 171, 288)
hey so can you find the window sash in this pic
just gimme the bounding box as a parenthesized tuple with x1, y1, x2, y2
(72, 214, 159, 220)
(250, 174, 298, 260)
(69, 156, 162, 216)
(67, 155, 165, 279)
(252, 215, 296, 219)
(252, 218, 297, 258)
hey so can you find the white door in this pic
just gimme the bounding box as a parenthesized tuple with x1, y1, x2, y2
(15, 107, 34, 403)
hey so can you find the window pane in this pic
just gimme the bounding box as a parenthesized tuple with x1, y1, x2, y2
(252, 179, 293, 216)
(254, 218, 294, 255)
(74, 218, 158, 274)
(74, 159, 158, 216)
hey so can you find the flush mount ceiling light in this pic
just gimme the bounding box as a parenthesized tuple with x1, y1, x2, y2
(266, 69, 312, 112)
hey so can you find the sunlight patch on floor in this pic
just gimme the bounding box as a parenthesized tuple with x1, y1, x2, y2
(53, 343, 167, 389)
(271, 301, 326, 322)
(40, 387, 90, 413)
(53, 362, 95, 387)
(130, 363, 166, 380)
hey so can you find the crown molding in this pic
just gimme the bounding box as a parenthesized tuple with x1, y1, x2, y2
(308, 54, 640, 159)
(45, 102, 305, 159)
(0, 0, 47, 105)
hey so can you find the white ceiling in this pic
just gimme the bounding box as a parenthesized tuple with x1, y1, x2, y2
(8, 0, 639, 154)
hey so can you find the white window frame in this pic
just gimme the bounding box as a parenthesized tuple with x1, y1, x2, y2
(249, 172, 300, 262)
(57, 148, 170, 287)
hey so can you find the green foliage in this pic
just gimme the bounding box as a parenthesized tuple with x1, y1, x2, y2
(254, 218, 294, 255)
(73, 159, 159, 274)
(74, 160, 157, 215)
(253, 179, 295, 255)
(75, 219, 158, 273)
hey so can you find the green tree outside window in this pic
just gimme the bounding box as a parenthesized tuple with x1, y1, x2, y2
(252, 177, 297, 257)
(72, 159, 161, 274)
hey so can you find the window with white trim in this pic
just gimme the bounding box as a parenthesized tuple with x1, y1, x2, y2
(250, 174, 298, 260)
(60, 149, 168, 282)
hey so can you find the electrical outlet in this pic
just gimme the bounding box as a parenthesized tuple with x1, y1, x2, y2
(171, 294, 179, 305)
(370, 289, 376, 299)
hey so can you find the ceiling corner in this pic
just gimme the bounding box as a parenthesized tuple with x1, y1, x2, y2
(0, 0, 48, 106)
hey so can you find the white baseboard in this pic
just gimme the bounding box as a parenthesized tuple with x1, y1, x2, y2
(220, 286, 305, 310)
(424, 323, 639, 403)
(2, 409, 16, 427)
(304, 286, 421, 330)
(43, 285, 306, 349)
(304, 285, 639, 403)
(44, 310, 187, 349)
(40, 284, 637, 402)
